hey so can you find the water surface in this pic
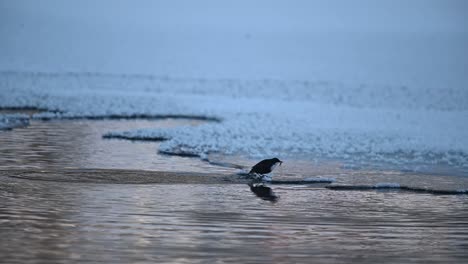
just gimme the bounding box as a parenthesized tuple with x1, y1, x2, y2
(0, 119, 235, 174)
(1, 117, 468, 263)
(1, 178, 467, 264)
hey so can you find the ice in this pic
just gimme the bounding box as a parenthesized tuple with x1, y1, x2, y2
(327, 184, 468, 195)
(262, 175, 273, 182)
(375, 183, 401, 188)
(304, 177, 336, 183)
(1, 1, 467, 172)
(0, 114, 29, 130)
(1, 71, 468, 170)
(236, 169, 250, 176)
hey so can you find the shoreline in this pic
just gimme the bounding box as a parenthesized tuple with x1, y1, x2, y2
(0, 168, 245, 184)
(2, 168, 467, 195)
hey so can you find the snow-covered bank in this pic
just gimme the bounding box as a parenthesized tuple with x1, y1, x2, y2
(1, 71, 467, 171)
(0, 113, 29, 130)
(1, 1, 467, 172)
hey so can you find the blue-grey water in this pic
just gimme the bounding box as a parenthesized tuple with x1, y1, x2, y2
(1, 119, 468, 263)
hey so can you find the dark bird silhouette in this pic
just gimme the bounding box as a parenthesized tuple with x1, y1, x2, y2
(248, 183, 279, 202)
(249, 157, 282, 175)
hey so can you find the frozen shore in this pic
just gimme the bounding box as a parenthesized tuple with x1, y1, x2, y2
(1, 71, 467, 173)
(2, 0, 467, 173)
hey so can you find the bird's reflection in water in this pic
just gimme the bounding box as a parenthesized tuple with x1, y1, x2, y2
(248, 182, 279, 202)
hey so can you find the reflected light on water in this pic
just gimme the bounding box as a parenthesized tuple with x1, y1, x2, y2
(1, 117, 468, 263)
(1, 179, 467, 263)
(0, 119, 235, 174)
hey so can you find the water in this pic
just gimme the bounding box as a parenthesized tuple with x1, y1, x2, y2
(1, 178, 467, 264)
(1, 118, 468, 263)
(0, 118, 235, 174)
(2, 119, 466, 191)
(211, 155, 468, 193)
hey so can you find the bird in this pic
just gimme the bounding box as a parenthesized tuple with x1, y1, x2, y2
(249, 157, 282, 181)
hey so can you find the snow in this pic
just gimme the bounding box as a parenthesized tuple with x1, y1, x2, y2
(1, 70, 467, 170)
(1, 1, 467, 171)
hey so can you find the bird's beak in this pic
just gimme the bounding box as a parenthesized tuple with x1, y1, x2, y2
(279, 161, 283, 166)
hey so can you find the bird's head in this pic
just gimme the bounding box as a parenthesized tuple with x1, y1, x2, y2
(272, 157, 283, 165)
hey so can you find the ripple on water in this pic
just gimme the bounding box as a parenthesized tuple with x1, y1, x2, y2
(1, 117, 467, 192)
(1, 180, 468, 263)
(1, 117, 468, 263)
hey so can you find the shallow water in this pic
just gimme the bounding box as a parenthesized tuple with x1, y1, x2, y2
(1, 118, 468, 263)
(212, 154, 468, 192)
(1, 118, 467, 192)
(1, 178, 467, 264)
(0, 119, 235, 174)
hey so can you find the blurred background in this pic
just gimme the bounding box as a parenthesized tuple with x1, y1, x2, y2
(1, 0, 467, 88)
